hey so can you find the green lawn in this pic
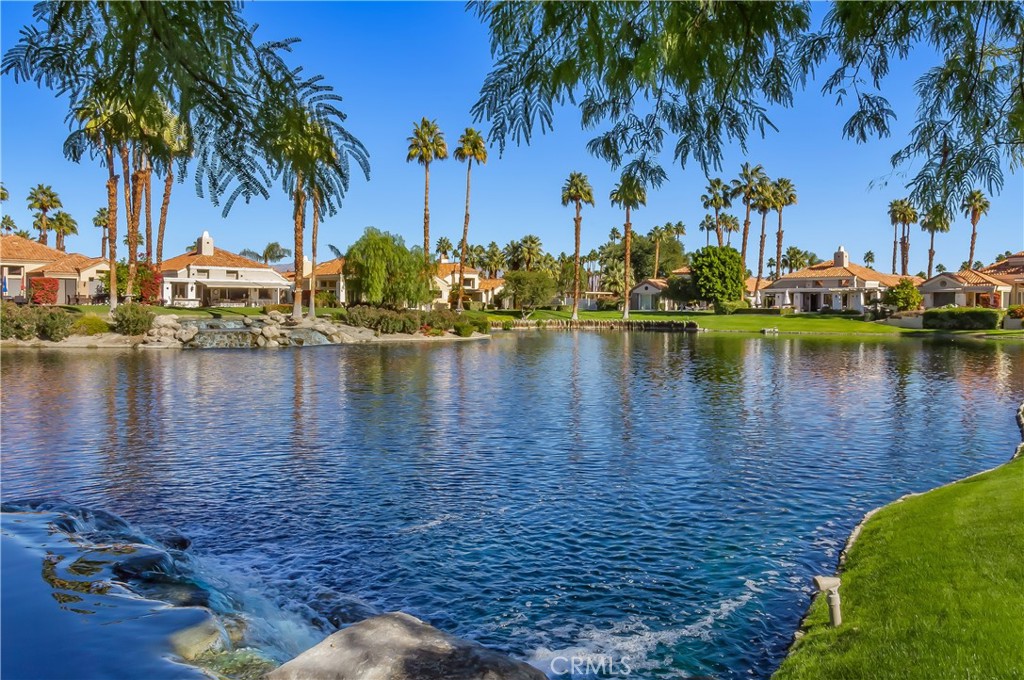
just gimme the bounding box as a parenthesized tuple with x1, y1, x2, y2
(61, 305, 270, 318)
(773, 454, 1024, 680)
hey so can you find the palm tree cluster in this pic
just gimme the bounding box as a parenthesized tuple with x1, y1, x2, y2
(886, 190, 989, 278)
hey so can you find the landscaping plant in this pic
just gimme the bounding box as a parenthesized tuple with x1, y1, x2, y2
(111, 302, 155, 335)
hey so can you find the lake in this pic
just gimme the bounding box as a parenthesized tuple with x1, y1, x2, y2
(2, 332, 1022, 679)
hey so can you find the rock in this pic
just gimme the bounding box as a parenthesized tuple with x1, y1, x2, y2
(256, 335, 267, 347)
(169, 610, 225, 661)
(261, 325, 280, 339)
(266, 339, 279, 348)
(152, 528, 192, 551)
(175, 326, 199, 343)
(111, 544, 177, 580)
(242, 316, 255, 327)
(249, 327, 262, 336)
(267, 612, 545, 680)
(152, 314, 180, 329)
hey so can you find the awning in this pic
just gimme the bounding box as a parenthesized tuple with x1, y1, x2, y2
(193, 280, 290, 289)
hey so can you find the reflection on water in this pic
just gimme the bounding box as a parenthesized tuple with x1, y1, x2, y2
(2, 334, 1022, 678)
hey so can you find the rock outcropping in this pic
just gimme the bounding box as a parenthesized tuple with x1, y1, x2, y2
(268, 612, 545, 680)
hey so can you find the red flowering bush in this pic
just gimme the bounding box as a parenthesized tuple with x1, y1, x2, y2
(30, 277, 59, 305)
(138, 263, 163, 305)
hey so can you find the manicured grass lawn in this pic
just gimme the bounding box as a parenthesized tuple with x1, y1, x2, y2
(486, 310, 906, 335)
(61, 305, 268, 318)
(773, 454, 1024, 680)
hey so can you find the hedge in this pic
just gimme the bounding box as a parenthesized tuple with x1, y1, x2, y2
(714, 299, 751, 315)
(1008, 305, 1024, 320)
(922, 307, 1004, 330)
(734, 307, 796, 316)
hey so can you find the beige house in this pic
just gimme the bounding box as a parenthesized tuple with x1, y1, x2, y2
(432, 258, 505, 307)
(160, 232, 291, 307)
(1, 234, 64, 299)
(980, 251, 1024, 307)
(629, 278, 670, 311)
(763, 246, 914, 312)
(301, 257, 346, 305)
(27, 253, 110, 304)
(919, 269, 1012, 309)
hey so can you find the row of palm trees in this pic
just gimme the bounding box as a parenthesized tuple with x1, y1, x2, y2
(887, 190, 991, 280)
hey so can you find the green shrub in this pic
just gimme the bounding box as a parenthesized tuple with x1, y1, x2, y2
(453, 321, 475, 337)
(820, 308, 863, 316)
(714, 299, 751, 315)
(71, 314, 111, 336)
(1008, 305, 1024, 320)
(344, 305, 421, 334)
(1, 303, 38, 340)
(112, 303, 155, 335)
(262, 304, 293, 314)
(465, 301, 484, 312)
(597, 299, 620, 312)
(314, 290, 338, 308)
(501, 319, 514, 331)
(734, 307, 783, 315)
(424, 309, 456, 331)
(37, 309, 73, 341)
(425, 325, 445, 337)
(923, 307, 1004, 330)
(557, 304, 572, 313)
(882, 278, 923, 311)
(329, 309, 349, 323)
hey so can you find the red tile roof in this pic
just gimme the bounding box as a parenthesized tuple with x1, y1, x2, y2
(772, 259, 914, 287)
(0, 234, 64, 263)
(161, 247, 270, 273)
(479, 277, 504, 291)
(30, 253, 107, 275)
(981, 253, 1024, 284)
(436, 262, 479, 280)
(631, 278, 669, 292)
(310, 257, 344, 277)
(745, 276, 769, 293)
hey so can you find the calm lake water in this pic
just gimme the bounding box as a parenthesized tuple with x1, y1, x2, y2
(2, 332, 1022, 679)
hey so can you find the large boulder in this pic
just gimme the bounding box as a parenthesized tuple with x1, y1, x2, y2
(268, 612, 544, 680)
(175, 326, 199, 343)
(152, 315, 181, 330)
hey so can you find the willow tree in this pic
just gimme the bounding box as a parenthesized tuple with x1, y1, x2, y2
(407, 118, 447, 262)
(609, 173, 647, 320)
(561, 172, 595, 321)
(453, 128, 488, 312)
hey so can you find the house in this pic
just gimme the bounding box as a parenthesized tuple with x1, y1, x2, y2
(980, 251, 1024, 307)
(629, 278, 670, 311)
(744, 276, 770, 306)
(918, 269, 1012, 309)
(26, 253, 110, 304)
(302, 257, 346, 306)
(0, 234, 64, 299)
(763, 246, 914, 312)
(160, 232, 291, 307)
(478, 277, 506, 307)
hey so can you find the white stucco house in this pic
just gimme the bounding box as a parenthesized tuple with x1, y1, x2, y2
(302, 257, 347, 305)
(763, 246, 915, 312)
(980, 251, 1024, 307)
(432, 258, 505, 307)
(629, 278, 670, 311)
(918, 269, 1012, 309)
(160, 232, 291, 307)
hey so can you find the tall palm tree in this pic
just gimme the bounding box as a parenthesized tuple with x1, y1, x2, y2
(561, 171, 595, 321)
(960, 189, 990, 269)
(767, 257, 777, 279)
(51, 211, 78, 251)
(752, 180, 773, 304)
(887, 199, 901, 274)
(240, 242, 293, 264)
(13, 229, 32, 239)
(648, 225, 666, 278)
(608, 226, 622, 244)
(783, 245, 807, 273)
(700, 177, 732, 246)
(503, 239, 523, 271)
(93, 208, 109, 260)
(921, 204, 951, 278)
(863, 250, 875, 268)
(406, 118, 448, 262)
(454, 127, 487, 312)
(435, 236, 453, 260)
(154, 109, 190, 267)
(27, 185, 62, 245)
(2, 216, 16, 234)
(887, 198, 918, 276)
(731, 162, 767, 268)
(699, 214, 716, 246)
(720, 214, 740, 247)
(771, 178, 797, 280)
(483, 241, 505, 279)
(0, 184, 8, 202)
(520, 234, 543, 271)
(610, 173, 647, 320)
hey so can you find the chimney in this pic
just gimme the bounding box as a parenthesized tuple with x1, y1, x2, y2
(197, 231, 214, 257)
(834, 245, 849, 267)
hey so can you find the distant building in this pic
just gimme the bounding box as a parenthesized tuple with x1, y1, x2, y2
(979, 251, 1024, 307)
(302, 257, 346, 305)
(27, 253, 109, 304)
(629, 278, 671, 311)
(160, 232, 291, 307)
(1, 234, 108, 303)
(918, 270, 1012, 309)
(433, 257, 505, 307)
(763, 246, 916, 312)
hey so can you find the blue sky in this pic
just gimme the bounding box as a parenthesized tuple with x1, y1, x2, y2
(2, 2, 1021, 273)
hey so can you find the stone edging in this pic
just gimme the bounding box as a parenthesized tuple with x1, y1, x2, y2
(788, 400, 1024, 645)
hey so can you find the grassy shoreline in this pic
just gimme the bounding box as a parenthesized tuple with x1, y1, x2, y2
(773, 404, 1024, 679)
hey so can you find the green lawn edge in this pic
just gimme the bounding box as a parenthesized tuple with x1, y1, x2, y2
(773, 431, 1024, 680)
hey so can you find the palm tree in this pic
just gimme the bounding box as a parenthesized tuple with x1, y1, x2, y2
(454, 127, 488, 312)
(960, 190, 990, 270)
(610, 173, 647, 320)
(154, 109, 189, 267)
(93, 208, 109, 260)
(503, 240, 524, 271)
(887, 198, 918, 276)
(731, 162, 767, 268)
(1, 216, 15, 234)
(520, 234, 543, 271)
(767, 257, 777, 279)
(783, 245, 807, 273)
(435, 236, 454, 260)
(407, 118, 448, 262)
(921, 204, 951, 278)
(51, 211, 78, 251)
(483, 241, 505, 278)
(720, 213, 740, 247)
(700, 177, 732, 246)
(561, 171, 595, 321)
(608, 226, 622, 243)
(863, 250, 875, 268)
(648, 225, 666, 278)
(27, 185, 62, 245)
(13, 229, 32, 239)
(699, 214, 716, 246)
(752, 180, 773, 303)
(240, 242, 293, 264)
(936, 263, 947, 274)
(771, 178, 797, 280)
(887, 199, 901, 274)
(0, 184, 7, 202)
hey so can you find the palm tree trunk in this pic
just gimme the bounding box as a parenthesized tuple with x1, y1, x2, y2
(775, 209, 784, 281)
(622, 209, 632, 320)
(714, 207, 723, 247)
(37, 211, 48, 245)
(927, 231, 936, 279)
(144, 160, 153, 263)
(119, 145, 135, 300)
(55, 230, 64, 251)
(292, 173, 305, 320)
(127, 166, 144, 301)
(157, 155, 173, 267)
(423, 162, 431, 262)
(101, 228, 108, 261)
(705, 228, 710, 246)
(900, 224, 910, 276)
(891, 223, 898, 274)
(106, 145, 119, 313)
(968, 217, 978, 268)
(457, 161, 471, 312)
(653, 239, 661, 279)
(755, 212, 767, 306)
(741, 201, 751, 269)
(308, 192, 319, 320)
(571, 202, 582, 321)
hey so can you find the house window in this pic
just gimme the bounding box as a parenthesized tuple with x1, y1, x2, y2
(196, 269, 209, 279)
(226, 270, 239, 280)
